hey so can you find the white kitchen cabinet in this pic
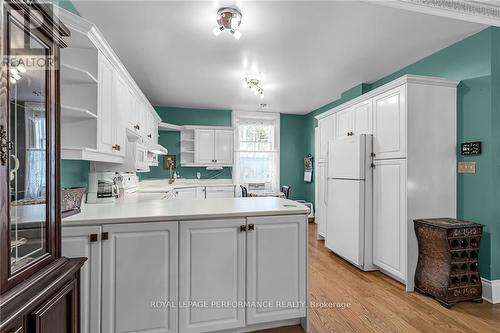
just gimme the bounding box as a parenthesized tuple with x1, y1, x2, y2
(97, 53, 116, 155)
(111, 73, 127, 157)
(194, 129, 233, 166)
(214, 130, 233, 164)
(373, 159, 407, 282)
(175, 187, 198, 200)
(179, 219, 246, 333)
(318, 114, 336, 162)
(196, 186, 206, 199)
(373, 85, 406, 159)
(335, 100, 372, 140)
(246, 215, 307, 325)
(315, 162, 328, 239)
(194, 129, 216, 165)
(205, 186, 235, 198)
(62, 226, 102, 333)
(101, 222, 178, 333)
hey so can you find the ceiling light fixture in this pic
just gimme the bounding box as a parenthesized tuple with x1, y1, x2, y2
(213, 7, 242, 40)
(243, 77, 264, 99)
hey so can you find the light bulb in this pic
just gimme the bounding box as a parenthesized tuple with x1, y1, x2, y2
(10, 68, 19, 75)
(242, 81, 247, 88)
(16, 64, 26, 73)
(232, 29, 242, 40)
(13, 74, 21, 80)
(10, 77, 16, 84)
(260, 94, 264, 99)
(254, 89, 259, 96)
(230, 17, 240, 29)
(213, 26, 223, 37)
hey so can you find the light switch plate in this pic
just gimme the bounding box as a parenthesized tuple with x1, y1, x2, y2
(458, 161, 476, 174)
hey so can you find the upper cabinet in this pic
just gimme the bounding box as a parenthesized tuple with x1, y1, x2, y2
(372, 85, 406, 159)
(318, 114, 336, 162)
(335, 100, 373, 140)
(181, 126, 233, 167)
(59, 10, 161, 163)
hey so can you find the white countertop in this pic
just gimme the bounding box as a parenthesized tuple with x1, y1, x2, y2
(137, 178, 236, 193)
(63, 195, 309, 226)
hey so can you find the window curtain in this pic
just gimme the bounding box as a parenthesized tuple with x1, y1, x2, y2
(25, 103, 46, 199)
(233, 111, 280, 195)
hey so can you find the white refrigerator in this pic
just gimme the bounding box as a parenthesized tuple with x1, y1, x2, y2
(326, 134, 376, 271)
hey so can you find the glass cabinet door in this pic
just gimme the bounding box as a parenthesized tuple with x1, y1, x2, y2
(5, 12, 54, 277)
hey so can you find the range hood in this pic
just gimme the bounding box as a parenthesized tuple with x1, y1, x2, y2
(148, 142, 168, 155)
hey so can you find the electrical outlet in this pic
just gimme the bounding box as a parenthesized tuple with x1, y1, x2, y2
(458, 161, 476, 174)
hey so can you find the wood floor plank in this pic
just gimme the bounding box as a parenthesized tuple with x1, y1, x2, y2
(258, 223, 500, 333)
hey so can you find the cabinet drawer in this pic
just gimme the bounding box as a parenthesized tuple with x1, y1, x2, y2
(205, 186, 235, 198)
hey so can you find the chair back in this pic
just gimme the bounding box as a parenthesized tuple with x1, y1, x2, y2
(240, 185, 248, 197)
(281, 185, 291, 199)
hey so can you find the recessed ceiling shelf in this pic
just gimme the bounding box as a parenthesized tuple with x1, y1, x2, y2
(61, 63, 98, 84)
(61, 104, 97, 119)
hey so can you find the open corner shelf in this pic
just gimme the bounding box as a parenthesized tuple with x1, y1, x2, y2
(61, 63, 98, 84)
(61, 104, 97, 120)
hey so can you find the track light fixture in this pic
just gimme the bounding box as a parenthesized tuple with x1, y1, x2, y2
(213, 7, 242, 40)
(243, 77, 264, 99)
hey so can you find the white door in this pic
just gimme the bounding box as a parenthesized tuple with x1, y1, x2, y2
(316, 163, 328, 239)
(246, 215, 307, 324)
(214, 130, 233, 164)
(325, 179, 364, 266)
(336, 108, 352, 139)
(175, 187, 197, 200)
(179, 219, 246, 333)
(62, 226, 102, 333)
(195, 129, 215, 164)
(373, 159, 407, 282)
(318, 115, 336, 162)
(97, 53, 115, 154)
(196, 187, 206, 199)
(205, 186, 235, 198)
(373, 85, 406, 159)
(352, 100, 373, 135)
(101, 222, 178, 333)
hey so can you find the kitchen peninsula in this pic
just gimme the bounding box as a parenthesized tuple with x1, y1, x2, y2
(62, 197, 309, 333)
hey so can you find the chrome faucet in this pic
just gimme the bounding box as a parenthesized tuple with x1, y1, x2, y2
(167, 157, 175, 184)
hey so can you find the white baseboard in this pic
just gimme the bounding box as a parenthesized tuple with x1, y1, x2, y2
(481, 278, 500, 304)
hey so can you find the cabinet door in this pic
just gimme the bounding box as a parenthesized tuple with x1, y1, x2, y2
(29, 280, 79, 333)
(373, 159, 406, 282)
(205, 186, 235, 198)
(318, 114, 336, 162)
(214, 130, 233, 165)
(179, 219, 246, 333)
(97, 53, 115, 155)
(175, 187, 197, 200)
(101, 222, 178, 333)
(336, 108, 352, 139)
(196, 187, 206, 199)
(316, 163, 328, 238)
(112, 74, 127, 157)
(62, 226, 102, 333)
(352, 100, 372, 135)
(246, 215, 307, 324)
(194, 129, 215, 164)
(373, 85, 406, 159)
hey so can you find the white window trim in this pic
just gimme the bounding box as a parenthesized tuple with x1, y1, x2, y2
(232, 111, 280, 193)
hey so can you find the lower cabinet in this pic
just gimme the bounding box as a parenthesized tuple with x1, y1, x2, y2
(373, 159, 407, 282)
(205, 186, 235, 199)
(175, 187, 198, 200)
(246, 215, 307, 324)
(101, 222, 178, 333)
(62, 226, 102, 333)
(179, 219, 246, 333)
(315, 163, 328, 239)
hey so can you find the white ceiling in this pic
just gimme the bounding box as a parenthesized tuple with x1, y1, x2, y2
(73, 1, 485, 114)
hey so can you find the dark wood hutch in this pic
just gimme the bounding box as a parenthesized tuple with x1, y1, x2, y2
(0, 1, 85, 332)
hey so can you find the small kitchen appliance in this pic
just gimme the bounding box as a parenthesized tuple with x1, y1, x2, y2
(86, 172, 119, 204)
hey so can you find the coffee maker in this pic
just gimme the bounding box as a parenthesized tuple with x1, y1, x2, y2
(86, 172, 119, 204)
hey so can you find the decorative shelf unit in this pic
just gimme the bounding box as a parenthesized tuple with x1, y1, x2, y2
(180, 127, 196, 165)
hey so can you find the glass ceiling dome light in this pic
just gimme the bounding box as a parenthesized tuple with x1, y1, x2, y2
(213, 7, 243, 40)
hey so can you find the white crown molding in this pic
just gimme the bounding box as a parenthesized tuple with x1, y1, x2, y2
(375, 0, 500, 27)
(315, 74, 459, 120)
(482, 278, 500, 304)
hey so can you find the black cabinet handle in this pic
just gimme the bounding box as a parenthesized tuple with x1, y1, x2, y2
(248, 224, 255, 231)
(240, 225, 247, 232)
(102, 232, 109, 241)
(89, 233, 98, 242)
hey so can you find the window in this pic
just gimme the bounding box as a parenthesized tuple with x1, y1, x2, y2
(233, 112, 280, 192)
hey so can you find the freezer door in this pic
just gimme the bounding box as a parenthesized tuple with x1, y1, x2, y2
(326, 179, 365, 266)
(328, 134, 366, 180)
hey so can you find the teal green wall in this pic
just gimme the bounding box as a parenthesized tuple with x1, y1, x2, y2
(280, 114, 307, 200)
(140, 107, 233, 180)
(50, 0, 80, 16)
(303, 27, 500, 280)
(61, 160, 89, 188)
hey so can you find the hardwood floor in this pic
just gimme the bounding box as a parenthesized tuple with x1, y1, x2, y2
(260, 223, 500, 333)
